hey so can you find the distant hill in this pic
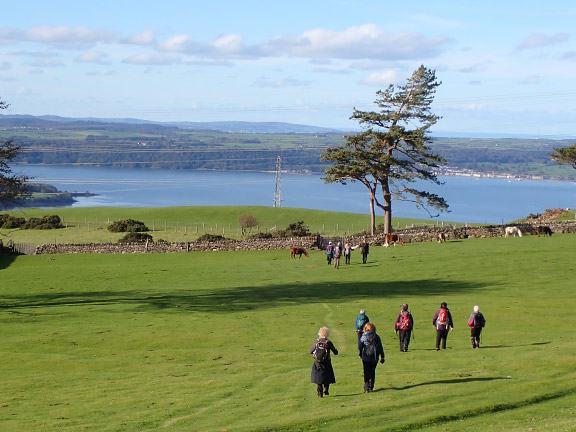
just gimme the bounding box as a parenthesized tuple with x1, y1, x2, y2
(0, 114, 344, 134)
(1, 113, 575, 180)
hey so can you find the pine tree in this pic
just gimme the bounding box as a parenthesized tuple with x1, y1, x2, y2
(322, 65, 448, 234)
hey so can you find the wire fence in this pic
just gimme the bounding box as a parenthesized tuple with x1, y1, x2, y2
(56, 217, 457, 237)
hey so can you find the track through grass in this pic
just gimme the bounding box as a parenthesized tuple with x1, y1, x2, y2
(1, 233, 575, 431)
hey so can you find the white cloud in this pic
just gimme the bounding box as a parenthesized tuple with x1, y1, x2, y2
(122, 29, 156, 46)
(516, 33, 570, 50)
(0, 61, 11, 71)
(254, 76, 310, 88)
(360, 70, 401, 86)
(282, 24, 450, 59)
(209, 34, 245, 55)
(157, 34, 201, 53)
(75, 51, 109, 64)
(26, 26, 117, 47)
(0, 27, 24, 44)
(561, 51, 576, 61)
(156, 24, 449, 61)
(122, 53, 180, 65)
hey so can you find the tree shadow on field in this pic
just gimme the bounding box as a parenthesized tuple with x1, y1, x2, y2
(389, 376, 510, 391)
(0, 278, 486, 314)
(0, 255, 17, 271)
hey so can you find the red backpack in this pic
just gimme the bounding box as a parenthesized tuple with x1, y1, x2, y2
(437, 309, 448, 328)
(398, 311, 412, 331)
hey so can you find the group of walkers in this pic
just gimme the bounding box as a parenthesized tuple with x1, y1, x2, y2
(325, 237, 370, 269)
(310, 303, 486, 397)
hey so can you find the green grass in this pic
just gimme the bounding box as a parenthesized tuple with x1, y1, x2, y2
(2, 206, 462, 244)
(1, 233, 575, 431)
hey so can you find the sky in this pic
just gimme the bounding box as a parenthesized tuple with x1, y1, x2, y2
(1, 1, 576, 137)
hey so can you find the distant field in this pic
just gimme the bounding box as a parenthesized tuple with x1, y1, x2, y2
(1, 206, 464, 244)
(1, 233, 575, 431)
(3, 118, 575, 177)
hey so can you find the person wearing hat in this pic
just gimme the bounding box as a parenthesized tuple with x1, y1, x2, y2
(355, 309, 370, 340)
(326, 241, 334, 265)
(432, 302, 453, 351)
(394, 303, 414, 352)
(467, 305, 486, 348)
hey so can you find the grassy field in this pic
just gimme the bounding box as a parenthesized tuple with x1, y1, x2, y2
(1, 206, 462, 244)
(1, 232, 575, 431)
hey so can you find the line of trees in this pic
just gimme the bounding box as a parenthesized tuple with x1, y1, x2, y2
(1, 98, 29, 209)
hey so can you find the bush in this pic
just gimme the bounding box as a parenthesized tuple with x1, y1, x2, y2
(118, 232, 153, 243)
(278, 220, 311, 237)
(108, 219, 149, 233)
(22, 215, 63, 230)
(196, 233, 226, 242)
(0, 214, 26, 229)
(238, 213, 259, 236)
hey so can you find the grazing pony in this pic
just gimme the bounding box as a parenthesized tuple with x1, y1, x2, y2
(504, 226, 523, 238)
(536, 226, 553, 237)
(384, 234, 403, 247)
(290, 247, 309, 259)
(437, 232, 447, 243)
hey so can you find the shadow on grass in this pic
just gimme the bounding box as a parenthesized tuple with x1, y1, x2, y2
(0, 255, 17, 271)
(0, 279, 486, 313)
(389, 376, 510, 391)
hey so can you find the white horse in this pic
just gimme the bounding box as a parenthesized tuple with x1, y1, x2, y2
(505, 226, 523, 237)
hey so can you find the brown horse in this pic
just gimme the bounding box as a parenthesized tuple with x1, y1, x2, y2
(384, 234, 403, 247)
(290, 247, 309, 259)
(536, 226, 553, 237)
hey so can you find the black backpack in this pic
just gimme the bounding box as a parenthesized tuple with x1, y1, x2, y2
(473, 312, 485, 328)
(363, 333, 378, 360)
(313, 339, 330, 363)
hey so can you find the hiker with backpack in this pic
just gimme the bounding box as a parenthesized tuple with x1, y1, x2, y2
(333, 242, 342, 269)
(355, 309, 370, 341)
(326, 241, 334, 265)
(310, 326, 339, 398)
(358, 322, 385, 393)
(395, 303, 414, 352)
(432, 302, 454, 351)
(467, 305, 486, 348)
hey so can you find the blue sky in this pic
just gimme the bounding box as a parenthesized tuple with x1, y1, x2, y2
(1, 1, 576, 137)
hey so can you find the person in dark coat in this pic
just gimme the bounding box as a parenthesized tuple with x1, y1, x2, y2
(310, 326, 338, 398)
(359, 237, 369, 264)
(358, 322, 385, 393)
(394, 303, 414, 352)
(432, 302, 454, 350)
(468, 305, 486, 348)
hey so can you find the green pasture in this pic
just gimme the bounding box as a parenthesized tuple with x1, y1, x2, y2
(1, 233, 575, 431)
(1, 206, 460, 244)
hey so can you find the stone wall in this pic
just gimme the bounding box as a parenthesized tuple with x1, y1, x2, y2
(33, 237, 319, 255)
(372, 220, 576, 245)
(30, 220, 576, 255)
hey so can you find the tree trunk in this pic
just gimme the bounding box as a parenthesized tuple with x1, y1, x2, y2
(381, 180, 392, 234)
(369, 196, 376, 235)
